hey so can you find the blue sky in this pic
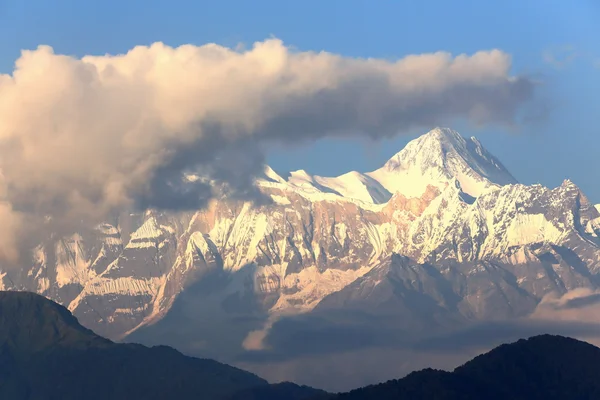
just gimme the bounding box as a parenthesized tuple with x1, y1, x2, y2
(0, 0, 598, 200)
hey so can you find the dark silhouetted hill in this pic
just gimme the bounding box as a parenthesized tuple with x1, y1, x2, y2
(227, 381, 329, 399)
(0, 291, 321, 400)
(333, 334, 600, 400)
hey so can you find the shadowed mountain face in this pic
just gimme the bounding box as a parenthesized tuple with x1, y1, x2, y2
(333, 335, 600, 400)
(0, 291, 321, 400)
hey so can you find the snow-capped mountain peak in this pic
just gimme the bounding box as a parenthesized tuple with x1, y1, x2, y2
(256, 127, 516, 205)
(367, 127, 518, 198)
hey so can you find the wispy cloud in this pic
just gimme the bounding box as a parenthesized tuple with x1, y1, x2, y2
(542, 45, 578, 70)
(542, 45, 600, 70)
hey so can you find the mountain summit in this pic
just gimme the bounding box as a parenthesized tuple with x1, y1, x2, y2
(368, 127, 518, 198)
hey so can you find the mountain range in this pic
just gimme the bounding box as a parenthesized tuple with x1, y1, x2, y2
(1, 127, 599, 388)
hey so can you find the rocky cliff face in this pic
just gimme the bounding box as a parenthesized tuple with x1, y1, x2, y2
(1, 128, 599, 346)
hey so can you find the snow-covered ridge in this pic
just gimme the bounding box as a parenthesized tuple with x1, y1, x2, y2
(257, 127, 517, 207)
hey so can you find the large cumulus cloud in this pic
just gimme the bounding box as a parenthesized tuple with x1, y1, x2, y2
(0, 39, 534, 260)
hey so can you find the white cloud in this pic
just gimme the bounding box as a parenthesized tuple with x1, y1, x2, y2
(0, 38, 534, 259)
